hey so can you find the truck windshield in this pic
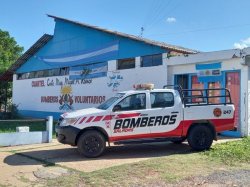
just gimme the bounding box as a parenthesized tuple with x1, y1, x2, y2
(97, 93, 125, 110)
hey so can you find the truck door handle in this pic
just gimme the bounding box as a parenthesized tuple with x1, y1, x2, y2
(171, 111, 179, 114)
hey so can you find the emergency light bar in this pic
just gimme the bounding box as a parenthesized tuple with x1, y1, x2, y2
(133, 83, 154, 90)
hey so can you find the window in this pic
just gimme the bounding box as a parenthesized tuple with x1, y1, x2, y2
(34, 71, 44, 78)
(117, 58, 135, 70)
(97, 93, 125, 110)
(115, 93, 146, 111)
(150, 92, 174, 108)
(141, 54, 162, 67)
(16, 67, 70, 80)
(60, 67, 69, 76)
(43, 70, 50, 77)
(28, 72, 35, 79)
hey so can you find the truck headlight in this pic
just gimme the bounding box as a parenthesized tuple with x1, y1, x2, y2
(60, 118, 78, 126)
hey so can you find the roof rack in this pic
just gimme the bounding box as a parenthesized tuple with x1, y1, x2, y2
(163, 85, 232, 107)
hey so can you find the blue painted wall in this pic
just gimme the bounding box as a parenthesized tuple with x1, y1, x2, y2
(17, 19, 167, 73)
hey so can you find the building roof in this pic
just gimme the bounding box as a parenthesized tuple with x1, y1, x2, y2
(0, 15, 198, 82)
(47, 14, 198, 54)
(0, 34, 53, 81)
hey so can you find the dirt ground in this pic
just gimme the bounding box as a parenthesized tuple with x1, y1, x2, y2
(0, 137, 247, 187)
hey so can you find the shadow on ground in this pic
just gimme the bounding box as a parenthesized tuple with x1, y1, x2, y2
(4, 142, 192, 166)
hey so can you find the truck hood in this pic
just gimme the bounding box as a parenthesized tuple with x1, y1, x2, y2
(61, 108, 105, 118)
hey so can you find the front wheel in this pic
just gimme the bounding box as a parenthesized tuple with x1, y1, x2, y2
(77, 130, 106, 158)
(187, 125, 213, 151)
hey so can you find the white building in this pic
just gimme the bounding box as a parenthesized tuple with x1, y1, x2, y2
(1, 15, 249, 137)
(165, 48, 250, 137)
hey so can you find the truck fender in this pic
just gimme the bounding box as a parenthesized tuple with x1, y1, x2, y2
(75, 127, 109, 145)
(186, 121, 217, 140)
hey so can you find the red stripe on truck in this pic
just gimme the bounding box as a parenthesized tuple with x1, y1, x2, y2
(73, 118, 81, 125)
(116, 113, 141, 119)
(109, 125, 183, 142)
(79, 117, 87, 124)
(103, 115, 115, 121)
(86, 116, 94, 123)
(93, 116, 103, 122)
(109, 118, 235, 142)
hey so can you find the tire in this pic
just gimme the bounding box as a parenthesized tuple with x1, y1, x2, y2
(77, 130, 106, 158)
(171, 137, 186, 144)
(187, 125, 213, 151)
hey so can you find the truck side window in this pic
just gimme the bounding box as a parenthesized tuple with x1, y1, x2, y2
(115, 93, 146, 111)
(150, 92, 174, 108)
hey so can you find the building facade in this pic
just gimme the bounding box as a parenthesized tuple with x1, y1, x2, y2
(6, 15, 250, 137)
(166, 48, 250, 137)
(11, 15, 194, 119)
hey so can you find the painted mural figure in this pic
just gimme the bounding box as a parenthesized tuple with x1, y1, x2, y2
(107, 72, 123, 92)
(59, 86, 74, 111)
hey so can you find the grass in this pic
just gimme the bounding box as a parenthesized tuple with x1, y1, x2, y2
(1, 134, 249, 186)
(0, 120, 57, 134)
(44, 138, 250, 187)
(204, 137, 250, 165)
(44, 153, 227, 187)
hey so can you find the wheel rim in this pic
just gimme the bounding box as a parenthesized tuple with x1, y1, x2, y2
(194, 132, 207, 146)
(84, 136, 100, 153)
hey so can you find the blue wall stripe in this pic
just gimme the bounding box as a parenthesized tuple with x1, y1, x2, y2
(195, 62, 221, 70)
(198, 75, 223, 82)
(17, 20, 167, 73)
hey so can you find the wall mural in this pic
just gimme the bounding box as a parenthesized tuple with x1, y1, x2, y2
(33, 78, 105, 111)
(107, 71, 123, 92)
(69, 62, 108, 80)
(59, 86, 74, 110)
(37, 41, 119, 67)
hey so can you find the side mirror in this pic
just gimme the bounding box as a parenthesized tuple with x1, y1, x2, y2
(113, 105, 121, 112)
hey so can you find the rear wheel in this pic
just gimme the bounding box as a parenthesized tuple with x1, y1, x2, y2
(77, 130, 106, 158)
(187, 125, 213, 151)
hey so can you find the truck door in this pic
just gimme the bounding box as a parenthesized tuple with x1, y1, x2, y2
(147, 91, 183, 136)
(110, 93, 151, 140)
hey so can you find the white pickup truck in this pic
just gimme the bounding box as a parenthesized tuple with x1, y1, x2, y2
(56, 84, 235, 158)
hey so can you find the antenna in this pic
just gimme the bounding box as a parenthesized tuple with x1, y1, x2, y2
(140, 27, 144, 37)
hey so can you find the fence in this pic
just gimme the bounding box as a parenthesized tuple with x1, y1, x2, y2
(0, 116, 53, 146)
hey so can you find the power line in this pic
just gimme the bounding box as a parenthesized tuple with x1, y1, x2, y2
(142, 0, 166, 28)
(140, 0, 171, 36)
(146, 0, 183, 32)
(145, 23, 250, 37)
(145, 0, 174, 30)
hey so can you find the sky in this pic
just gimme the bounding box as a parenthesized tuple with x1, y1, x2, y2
(1, 0, 250, 52)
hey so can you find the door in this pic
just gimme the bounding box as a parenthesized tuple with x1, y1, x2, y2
(226, 72, 240, 129)
(191, 75, 205, 103)
(148, 92, 182, 136)
(110, 93, 151, 140)
(176, 74, 189, 89)
(207, 81, 222, 104)
(191, 75, 222, 104)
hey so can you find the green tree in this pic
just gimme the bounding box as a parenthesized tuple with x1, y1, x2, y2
(0, 29, 23, 116)
(0, 29, 23, 73)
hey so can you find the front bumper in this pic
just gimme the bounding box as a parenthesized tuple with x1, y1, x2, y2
(55, 125, 81, 146)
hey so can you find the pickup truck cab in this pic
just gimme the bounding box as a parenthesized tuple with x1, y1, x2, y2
(56, 84, 235, 158)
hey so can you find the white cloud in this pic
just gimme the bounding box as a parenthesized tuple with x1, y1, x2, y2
(234, 37, 250, 49)
(166, 17, 176, 23)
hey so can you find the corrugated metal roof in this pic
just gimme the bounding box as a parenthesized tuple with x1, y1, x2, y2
(47, 14, 198, 54)
(0, 34, 53, 81)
